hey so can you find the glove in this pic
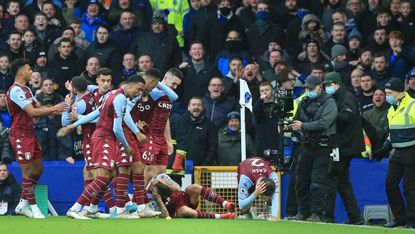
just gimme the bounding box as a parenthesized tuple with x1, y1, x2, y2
(172, 150, 186, 172)
(371, 140, 392, 162)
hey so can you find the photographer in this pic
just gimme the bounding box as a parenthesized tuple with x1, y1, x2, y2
(322, 72, 365, 224)
(288, 76, 338, 222)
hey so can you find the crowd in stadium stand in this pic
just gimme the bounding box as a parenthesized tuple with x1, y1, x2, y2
(1, 0, 415, 226)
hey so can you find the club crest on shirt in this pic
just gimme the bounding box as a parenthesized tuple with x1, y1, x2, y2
(25, 152, 32, 160)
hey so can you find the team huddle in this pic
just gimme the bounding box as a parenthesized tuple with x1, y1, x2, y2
(7, 59, 278, 220)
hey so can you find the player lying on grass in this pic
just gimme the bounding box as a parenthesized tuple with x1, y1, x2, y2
(149, 176, 236, 219)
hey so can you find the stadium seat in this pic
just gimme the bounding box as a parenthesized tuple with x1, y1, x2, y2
(363, 205, 392, 225)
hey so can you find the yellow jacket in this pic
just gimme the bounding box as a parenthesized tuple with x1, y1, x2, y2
(387, 92, 415, 148)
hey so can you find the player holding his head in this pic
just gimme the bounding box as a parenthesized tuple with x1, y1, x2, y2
(237, 157, 279, 220)
(63, 74, 146, 219)
(8, 59, 67, 218)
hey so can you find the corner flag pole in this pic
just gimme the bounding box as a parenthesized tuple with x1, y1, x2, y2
(240, 104, 247, 162)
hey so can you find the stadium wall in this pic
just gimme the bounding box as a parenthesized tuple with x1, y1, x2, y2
(7, 159, 389, 222)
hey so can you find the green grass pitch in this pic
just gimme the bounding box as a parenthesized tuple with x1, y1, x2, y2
(1, 217, 412, 234)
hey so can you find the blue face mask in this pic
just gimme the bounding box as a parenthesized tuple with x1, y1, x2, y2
(325, 86, 336, 95)
(306, 90, 318, 99)
(386, 95, 397, 105)
(256, 11, 269, 21)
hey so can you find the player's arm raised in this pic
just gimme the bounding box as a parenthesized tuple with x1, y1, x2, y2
(123, 98, 146, 144)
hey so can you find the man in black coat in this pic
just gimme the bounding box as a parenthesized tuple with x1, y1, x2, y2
(177, 41, 218, 111)
(131, 10, 181, 74)
(322, 72, 364, 224)
(48, 38, 83, 96)
(0, 162, 21, 215)
(176, 97, 218, 166)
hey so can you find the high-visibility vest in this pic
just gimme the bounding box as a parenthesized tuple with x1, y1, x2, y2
(150, 0, 189, 47)
(387, 92, 415, 148)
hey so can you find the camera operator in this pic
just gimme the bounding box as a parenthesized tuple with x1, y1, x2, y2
(288, 76, 338, 222)
(322, 72, 365, 224)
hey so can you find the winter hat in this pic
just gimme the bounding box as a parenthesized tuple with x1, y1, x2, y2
(227, 111, 240, 121)
(152, 10, 167, 25)
(323, 72, 342, 85)
(385, 78, 405, 92)
(305, 75, 322, 89)
(347, 30, 362, 41)
(331, 44, 348, 59)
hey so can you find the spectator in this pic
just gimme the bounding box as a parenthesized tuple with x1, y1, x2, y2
(131, 10, 181, 74)
(329, 44, 351, 85)
(258, 41, 283, 72)
(397, 0, 415, 47)
(0, 55, 13, 91)
(85, 24, 123, 85)
(178, 41, 216, 110)
(245, 2, 283, 59)
(32, 12, 61, 49)
(273, 0, 300, 31)
(348, 31, 362, 61)
(284, 7, 309, 60)
(62, 0, 81, 24)
(68, 17, 90, 50)
(359, 73, 375, 113)
(0, 91, 11, 129)
(188, 0, 244, 61)
(0, 162, 21, 215)
(3, 1, 22, 30)
(177, 97, 218, 166)
(32, 51, 50, 79)
(217, 111, 256, 166)
(42, 1, 66, 30)
(1, 31, 25, 62)
(81, 57, 101, 85)
(108, 0, 147, 29)
(407, 68, 415, 98)
(202, 77, 237, 129)
(368, 26, 390, 55)
(321, 22, 348, 57)
(320, 0, 341, 33)
(238, 0, 258, 30)
(137, 53, 154, 72)
(262, 59, 287, 85)
(349, 68, 362, 96)
(119, 53, 138, 86)
(346, 0, 365, 17)
(48, 38, 83, 96)
(355, 0, 380, 38)
(48, 26, 86, 63)
(29, 71, 43, 94)
(371, 53, 390, 89)
(242, 63, 262, 103)
(389, 0, 401, 22)
(362, 88, 389, 150)
(80, 0, 109, 43)
(296, 39, 329, 77)
(331, 8, 358, 36)
(388, 30, 415, 81)
(183, 0, 202, 50)
(150, 0, 189, 47)
(111, 10, 143, 55)
(215, 30, 250, 77)
(357, 48, 372, 74)
(298, 14, 326, 47)
(13, 14, 30, 35)
(375, 8, 398, 33)
(222, 56, 244, 98)
(35, 78, 67, 161)
(24, 0, 49, 22)
(22, 29, 43, 66)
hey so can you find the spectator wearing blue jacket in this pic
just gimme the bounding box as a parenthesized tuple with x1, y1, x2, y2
(80, 0, 109, 43)
(388, 30, 415, 81)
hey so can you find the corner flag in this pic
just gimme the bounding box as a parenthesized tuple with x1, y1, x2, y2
(239, 79, 252, 112)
